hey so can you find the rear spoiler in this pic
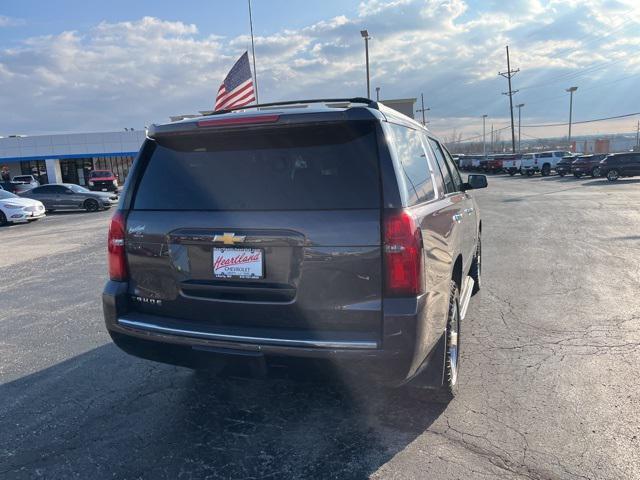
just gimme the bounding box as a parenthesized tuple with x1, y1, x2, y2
(147, 108, 385, 139)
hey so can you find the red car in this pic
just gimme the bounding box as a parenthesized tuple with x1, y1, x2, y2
(88, 170, 119, 192)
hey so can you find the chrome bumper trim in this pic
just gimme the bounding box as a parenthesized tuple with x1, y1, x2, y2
(117, 318, 378, 350)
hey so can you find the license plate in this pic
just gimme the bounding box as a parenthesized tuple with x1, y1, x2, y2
(101, 188, 107, 191)
(213, 248, 264, 279)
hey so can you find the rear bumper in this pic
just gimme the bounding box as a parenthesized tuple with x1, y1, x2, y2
(103, 280, 444, 386)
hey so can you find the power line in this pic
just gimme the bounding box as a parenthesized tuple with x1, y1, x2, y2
(446, 125, 511, 144)
(523, 111, 640, 128)
(517, 57, 629, 92)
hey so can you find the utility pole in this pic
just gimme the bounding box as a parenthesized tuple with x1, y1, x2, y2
(490, 124, 494, 154)
(566, 86, 578, 151)
(248, 0, 259, 104)
(516, 103, 525, 152)
(360, 30, 371, 98)
(416, 93, 430, 126)
(375, 87, 380, 101)
(482, 115, 487, 158)
(499, 45, 519, 154)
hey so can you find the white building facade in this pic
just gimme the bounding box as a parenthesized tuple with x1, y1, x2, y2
(0, 130, 145, 185)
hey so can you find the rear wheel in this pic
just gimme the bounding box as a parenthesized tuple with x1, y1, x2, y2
(525, 170, 534, 176)
(607, 169, 619, 181)
(558, 172, 566, 177)
(541, 164, 551, 176)
(84, 199, 100, 212)
(591, 167, 601, 178)
(509, 171, 516, 176)
(432, 281, 461, 403)
(574, 173, 582, 178)
(0, 211, 7, 226)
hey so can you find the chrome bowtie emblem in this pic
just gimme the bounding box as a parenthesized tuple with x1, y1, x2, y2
(214, 232, 246, 245)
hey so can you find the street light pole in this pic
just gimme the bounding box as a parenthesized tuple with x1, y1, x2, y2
(566, 86, 578, 151)
(360, 30, 371, 98)
(516, 103, 525, 152)
(375, 86, 380, 101)
(482, 115, 487, 158)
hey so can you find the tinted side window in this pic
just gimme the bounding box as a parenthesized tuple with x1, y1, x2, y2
(440, 143, 464, 190)
(540, 152, 553, 158)
(427, 138, 456, 194)
(387, 124, 435, 206)
(33, 186, 52, 194)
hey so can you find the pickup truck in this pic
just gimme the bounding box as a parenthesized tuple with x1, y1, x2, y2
(500, 154, 522, 176)
(521, 151, 571, 176)
(87, 170, 119, 192)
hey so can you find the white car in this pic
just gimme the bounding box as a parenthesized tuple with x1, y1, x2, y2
(0, 189, 46, 226)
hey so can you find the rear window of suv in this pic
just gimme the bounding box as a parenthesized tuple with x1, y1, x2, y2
(133, 122, 380, 211)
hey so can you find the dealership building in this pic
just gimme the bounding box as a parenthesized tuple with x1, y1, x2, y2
(0, 130, 145, 186)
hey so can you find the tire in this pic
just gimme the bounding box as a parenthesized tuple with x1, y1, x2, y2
(607, 169, 619, 182)
(0, 210, 7, 226)
(431, 281, 461, 403)
(509, 171, 515, 176)
(558, 172, 565, 177)
(574, 173, 582, 178)
(541, 164, 551, 176)
(525, 170, 534, 177)
(470, 237, 481, 295)
(591, 167, 600, 178)
(84, 199, 100, 212)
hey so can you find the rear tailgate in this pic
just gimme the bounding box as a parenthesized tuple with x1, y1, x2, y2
(124, 121, 383, 345)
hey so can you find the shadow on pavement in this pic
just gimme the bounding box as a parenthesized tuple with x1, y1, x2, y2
(580, 178, 640, 186)
(0, 344, 446, 479)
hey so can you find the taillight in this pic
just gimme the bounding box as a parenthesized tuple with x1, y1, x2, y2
(108, 210, 128, 281)
(384, 211, 423, 296)
(197, 115, 279, 128)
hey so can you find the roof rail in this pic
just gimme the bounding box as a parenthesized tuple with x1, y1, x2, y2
(200, 97, 378, 116)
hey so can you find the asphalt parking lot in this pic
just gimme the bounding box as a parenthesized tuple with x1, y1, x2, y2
(1, 174, 639, 479)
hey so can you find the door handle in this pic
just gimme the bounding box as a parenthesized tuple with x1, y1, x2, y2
(452, 213, 463, 223)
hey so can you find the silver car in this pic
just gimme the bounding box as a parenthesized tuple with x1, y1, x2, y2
(21, 183, 117, 212)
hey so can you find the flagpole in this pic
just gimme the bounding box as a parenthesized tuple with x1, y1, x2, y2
(248, 0, 259, 104)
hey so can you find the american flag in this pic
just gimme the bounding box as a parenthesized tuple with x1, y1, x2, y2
(214, 52, 256, 111)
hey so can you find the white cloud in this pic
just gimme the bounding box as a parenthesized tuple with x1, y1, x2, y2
(0, 0, 639, 136)
(0, 15, 25, 27)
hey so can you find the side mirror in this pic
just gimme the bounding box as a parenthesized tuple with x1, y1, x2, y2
(464, 174, 488, 190)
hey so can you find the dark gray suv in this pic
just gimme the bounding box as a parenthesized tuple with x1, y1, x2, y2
(103, 98, 486, 400)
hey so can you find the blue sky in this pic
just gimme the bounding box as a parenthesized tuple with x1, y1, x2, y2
(1, 0, 639, 139)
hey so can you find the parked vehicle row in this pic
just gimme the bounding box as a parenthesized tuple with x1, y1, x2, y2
(0, 181, 118, 227)
(457, 151, 640, 181)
